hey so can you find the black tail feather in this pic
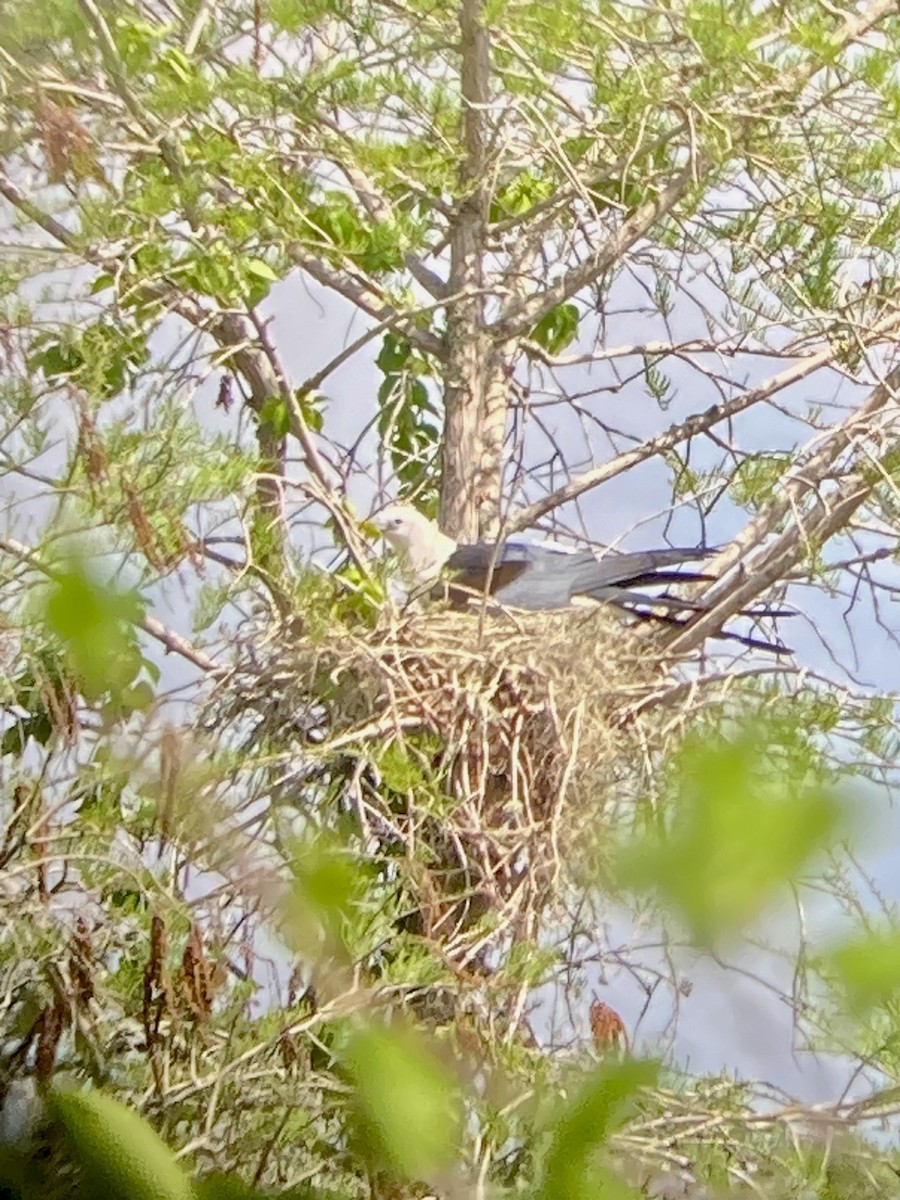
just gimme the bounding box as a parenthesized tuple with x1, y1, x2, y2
(616, 601, 792, 656)
(649, 590, 796, 622)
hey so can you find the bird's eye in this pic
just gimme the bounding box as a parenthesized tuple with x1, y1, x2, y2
(391, 517, 403, 527)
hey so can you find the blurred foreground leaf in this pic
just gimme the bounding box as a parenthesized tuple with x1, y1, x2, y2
(831, 927, 900, 1014)
(617, 724, 845, 945)
(537, 1059, 657, 1200)
(286, 831, 365, 962)
(342, 1022, 461, 1182)
(38, 560, 147, 702)
(50, 1088, 196, 1200)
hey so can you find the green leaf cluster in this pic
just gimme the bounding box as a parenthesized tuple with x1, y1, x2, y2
(376, 333, 440, 493)
(616, 719, 846, 945)
(35, 560, 155, 710)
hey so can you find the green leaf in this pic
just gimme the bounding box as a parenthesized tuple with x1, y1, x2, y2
(831, 927, 900, 1014)
(27, 321, 148, 400)
(528, 302, 580, 354)
(378, 741, 426, 792)
(491, 168, 555, 218)
(1, 712, 54, 755)
(285, 831, 368, 960)
(257, 395, 292, 438)
(39, 561, 147, 702)
(616, 722, 845, 945)
(159, 47, 192, 84)
(375, 333, 439, 491)
(244, 257, 280, 282)
(730, 452, 793, 511)
(328, 568, 386, 626)
(27, 334, 82, 379)
(104, 679, 156, 719)
(295, 388, 324, 432)
(50, 1087, 196, 1200)
(376, 334, 412, 375)
(342, 1023, 461, 1180)
(537, 1060, 656, 1200)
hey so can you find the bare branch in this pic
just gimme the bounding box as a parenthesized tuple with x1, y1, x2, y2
(288, 248, 444, 358)
(0, 536, 223, 675)
(520, 336, 784, 368)
(75, 0, 160, 136)
(496, 163, 696, 341)
(506, 342, 843, 532)
(664, 361, 900, 653)
(184, 0, 217, 55)
(0, 171, 81, 249)
(140, 615, 225, 676)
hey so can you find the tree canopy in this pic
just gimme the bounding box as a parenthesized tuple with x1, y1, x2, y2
(2, 0, 900, 1196)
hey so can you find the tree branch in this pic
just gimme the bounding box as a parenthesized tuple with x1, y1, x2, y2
(496, 163, 695, 341)
(288, 248, 444, 358)
(0, 170, 369, 577)
(495, 0, 896, 342)
(663, 361, 900, 654)
(140, 615, 225, 676)
(325, 142, 448, 299)
(242, 309, 373, 576)
(0, 536, 223, 676)
(505, 342, 841, 533)
(0, 172, 80, 249)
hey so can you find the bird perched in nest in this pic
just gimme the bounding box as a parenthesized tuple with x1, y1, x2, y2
(374, 502, 790, 654)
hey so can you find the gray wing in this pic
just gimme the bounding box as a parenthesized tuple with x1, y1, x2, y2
(444, 542, 579, 609)
(445, 542, 711, 611)
(574, 547, 712, 603)
(445, 540, 791, 653)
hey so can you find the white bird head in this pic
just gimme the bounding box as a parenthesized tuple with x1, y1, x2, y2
(375, 503, 457, 580)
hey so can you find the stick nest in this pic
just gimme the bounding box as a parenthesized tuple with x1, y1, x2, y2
(213, 606, 683, 958)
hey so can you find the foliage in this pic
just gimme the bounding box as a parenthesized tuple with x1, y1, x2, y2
(616, 721, 846, 946)
(2, 0, 900, 1196)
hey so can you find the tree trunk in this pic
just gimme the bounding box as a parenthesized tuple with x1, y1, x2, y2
(440, 0, 500, 542)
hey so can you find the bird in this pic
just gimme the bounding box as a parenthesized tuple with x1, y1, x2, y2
(374, 502, 790, 653)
